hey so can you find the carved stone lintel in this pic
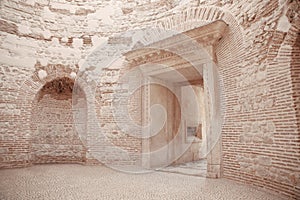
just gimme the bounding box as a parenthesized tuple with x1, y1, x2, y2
(124, 20, 228, 66)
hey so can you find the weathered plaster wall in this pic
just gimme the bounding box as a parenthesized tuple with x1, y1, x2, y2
(0, 0, 299, 198)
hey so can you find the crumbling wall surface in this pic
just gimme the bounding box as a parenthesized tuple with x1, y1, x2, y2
(0, 0, 299, 198)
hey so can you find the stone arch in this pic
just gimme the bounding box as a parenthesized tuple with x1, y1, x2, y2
(17, 64, 89, 165)
(31, 76, 86, 164)
(154, 6, 244, 41)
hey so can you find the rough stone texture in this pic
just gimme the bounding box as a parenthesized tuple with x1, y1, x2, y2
(0, 0, 299, 199)
(0, 164, 286, 200)
(31, 92, 86, 164)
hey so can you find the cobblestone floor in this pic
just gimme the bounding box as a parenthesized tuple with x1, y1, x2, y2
(0, 164, 285, 200)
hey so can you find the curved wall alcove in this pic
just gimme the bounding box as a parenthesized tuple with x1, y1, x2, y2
(31, 77, 86, 164)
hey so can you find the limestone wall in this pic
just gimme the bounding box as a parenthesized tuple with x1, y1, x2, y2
(0, 0, 299, 198)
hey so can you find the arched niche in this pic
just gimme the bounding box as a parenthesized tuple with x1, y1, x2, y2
(30, 77, 87, 164)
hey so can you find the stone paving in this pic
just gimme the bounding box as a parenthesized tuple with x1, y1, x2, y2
(0, 164, 285, 200)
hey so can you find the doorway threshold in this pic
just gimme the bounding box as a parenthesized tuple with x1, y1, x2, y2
(156, 159, 207, 177)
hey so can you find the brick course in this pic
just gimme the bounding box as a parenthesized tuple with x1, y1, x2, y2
(0, 0, 299, 198)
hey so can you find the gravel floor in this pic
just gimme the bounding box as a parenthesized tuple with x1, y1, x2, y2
(0, 164, 285, 200)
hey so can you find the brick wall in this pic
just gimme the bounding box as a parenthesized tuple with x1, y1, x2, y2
(31, 78, 86, 164)
(135, 2, 299, 198)
(0, 0, 299, 198)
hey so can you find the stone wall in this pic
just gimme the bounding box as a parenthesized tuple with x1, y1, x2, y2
(0, 0, 299, 198)
(31, 78, 86, 164)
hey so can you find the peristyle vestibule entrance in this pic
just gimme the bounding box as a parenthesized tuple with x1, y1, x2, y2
(123, 20, 227, 178)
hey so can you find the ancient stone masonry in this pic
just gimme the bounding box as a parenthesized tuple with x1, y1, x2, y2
(235, 63, 274, 112)
(239, 121, 276, 144)
(0, 0, 300, 199)
(31, 94, 86, 164)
